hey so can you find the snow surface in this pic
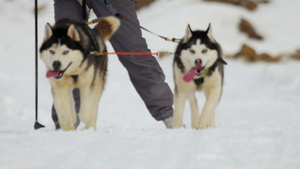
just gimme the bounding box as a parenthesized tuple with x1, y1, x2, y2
(0, 0, 300, 168)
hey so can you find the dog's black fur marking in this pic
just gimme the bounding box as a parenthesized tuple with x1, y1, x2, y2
(71, 75, 78, 83)
(193, 78, 204, 86)
(40, 19, 99, 57)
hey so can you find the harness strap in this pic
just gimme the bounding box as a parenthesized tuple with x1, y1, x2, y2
(87, 0, 181, 43)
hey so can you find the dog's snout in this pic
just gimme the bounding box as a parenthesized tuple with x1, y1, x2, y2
(53, 61, 61, 71)
(195, 59, 202, 66)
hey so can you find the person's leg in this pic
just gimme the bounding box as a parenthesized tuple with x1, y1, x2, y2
(54, 0, 84, 22)
(89, 0, 173, 121)
(52, 0, 83, 129)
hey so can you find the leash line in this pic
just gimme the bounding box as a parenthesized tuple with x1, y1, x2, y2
(91, 51, 173, 57)
(86, 0, 181, 43)
(114, 13, 173, 41)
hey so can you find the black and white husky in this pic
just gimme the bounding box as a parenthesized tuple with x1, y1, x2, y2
(40, 17, 120, 130)
(172, 24, 227, 129)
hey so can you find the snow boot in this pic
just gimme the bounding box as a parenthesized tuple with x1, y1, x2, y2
(163, 116, 174, 129)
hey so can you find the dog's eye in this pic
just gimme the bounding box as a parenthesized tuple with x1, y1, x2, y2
(189, 49, 195, 54)
(202, 49, 208, 54)
(63, 50, 69, 55)
(49, 50, 55, 55)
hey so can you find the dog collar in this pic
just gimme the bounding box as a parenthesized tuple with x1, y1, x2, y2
(202, 69, 209, 78)
(193, 69, 209, 86)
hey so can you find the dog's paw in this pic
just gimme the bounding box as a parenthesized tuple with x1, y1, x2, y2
(60, 123, 76, 131)
(83, 123, 96, 131)
(197, 117, 209, 129)
(172, 121, 183, 129)
(197, 118, 215, 129)
(198, 123, 208, 129)
(78, 112, 90, 124)
(172, 123, 186, 129)
(191, 123, 199, 129)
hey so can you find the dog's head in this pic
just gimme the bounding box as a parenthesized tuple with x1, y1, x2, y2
(40, 17, 120, 80)
(40, 22, 85, 79)
(178, 24, 227, 78)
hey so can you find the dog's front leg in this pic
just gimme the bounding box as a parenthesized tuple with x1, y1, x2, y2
(198, 97, 219, 129)
(187, 92, 200, 129)
(208, 110, 216, 127)
(88, 83, 104, 130)
(79, 85, 103, 130)
(52, 87, 76, 130)
(173, 91, 187, 128)
(78, 87, 93, 129)
(198, 76, 222, 129)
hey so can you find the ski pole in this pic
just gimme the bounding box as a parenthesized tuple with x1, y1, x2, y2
(34, 0, 45, 130)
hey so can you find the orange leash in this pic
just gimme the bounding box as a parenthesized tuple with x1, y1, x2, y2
(91, 51, 173, 57)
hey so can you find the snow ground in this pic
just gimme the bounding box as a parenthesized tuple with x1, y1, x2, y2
(0, 0, 299, 168)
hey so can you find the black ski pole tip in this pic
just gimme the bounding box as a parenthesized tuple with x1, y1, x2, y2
(34, 121, 45, 130)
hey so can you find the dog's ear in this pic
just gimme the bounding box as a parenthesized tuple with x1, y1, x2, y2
(43, 23, 53, 42)
(93, 16, 121, 42)
(218, 58, 227, 65)
(183, 24, 193, 43)
(67, 24, 81, 42)
(206, 23, 215, 42)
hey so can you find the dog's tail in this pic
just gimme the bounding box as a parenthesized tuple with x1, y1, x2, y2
(93, 16, 120, 42)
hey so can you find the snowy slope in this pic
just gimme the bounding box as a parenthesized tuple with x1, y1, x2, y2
(0, 0, 300, 169)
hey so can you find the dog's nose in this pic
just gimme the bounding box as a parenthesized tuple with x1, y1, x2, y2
(52, 61, 61, 71)
(195, 59, 202, 66)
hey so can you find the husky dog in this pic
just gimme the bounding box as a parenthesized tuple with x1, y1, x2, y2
(172, 24, 227, 129)
(40, 17, 120, 130)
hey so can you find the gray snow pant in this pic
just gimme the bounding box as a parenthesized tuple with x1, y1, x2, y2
(51, 0, 173, 124)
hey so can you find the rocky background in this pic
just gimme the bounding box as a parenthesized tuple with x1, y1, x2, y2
(135, 0, 299, 63)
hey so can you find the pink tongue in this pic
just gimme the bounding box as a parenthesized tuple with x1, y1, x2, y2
(183, 67, 198, 82)
(46, 71, 60, 78)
